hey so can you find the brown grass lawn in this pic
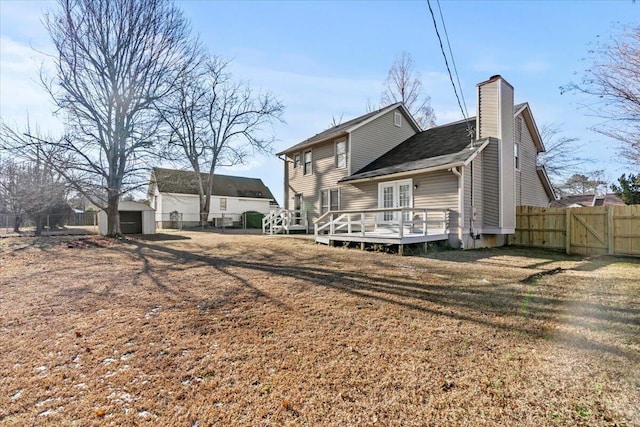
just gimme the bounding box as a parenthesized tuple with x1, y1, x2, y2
(0, 231, 638, 426)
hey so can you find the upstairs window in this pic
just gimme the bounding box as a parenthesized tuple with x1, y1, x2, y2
(294, 153, 301, 169)
(335, 140, 346, 168)
(304, 150, 312, 175)
(394, 112, 402, 127)
(514, 143, 520, 170)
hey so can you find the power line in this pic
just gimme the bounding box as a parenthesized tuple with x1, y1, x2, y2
(435, 0, 469, 119)
(426, 0, 467, 122)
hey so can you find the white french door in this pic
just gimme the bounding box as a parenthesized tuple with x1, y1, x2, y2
(378, 179, 413, 222)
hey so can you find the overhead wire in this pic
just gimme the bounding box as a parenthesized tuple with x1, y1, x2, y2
(426, 0, 469, 122)
(435, 0, 469, 120)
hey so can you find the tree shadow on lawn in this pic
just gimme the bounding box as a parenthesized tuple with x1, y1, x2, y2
(422, 246, 634, 273)
(128, 240, 640, 362)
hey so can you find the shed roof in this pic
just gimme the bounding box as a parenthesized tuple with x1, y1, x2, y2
(150, 168, 275, 200)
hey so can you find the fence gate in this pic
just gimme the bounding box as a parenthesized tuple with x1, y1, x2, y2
(513, 205, 640, 257)
(566, 207, 608, 256)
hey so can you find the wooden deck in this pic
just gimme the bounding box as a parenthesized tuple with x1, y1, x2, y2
(314, 208, 450, 253)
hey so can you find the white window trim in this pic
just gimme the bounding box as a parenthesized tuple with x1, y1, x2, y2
(394, 112, 402, 127)
(293, 153, 301, 169)
(303, 150, 312, 175)
(335, 139, 347, 169)
(514, 142, 520, 171)
(320, 188, 340, 214)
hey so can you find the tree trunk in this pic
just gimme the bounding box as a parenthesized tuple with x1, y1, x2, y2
(107, 191, 121, 236)
(34, 214, 43, 237)
(200, 194, 210, 227)
(13, 215, 21, 233)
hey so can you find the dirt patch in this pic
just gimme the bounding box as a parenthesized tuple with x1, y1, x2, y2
(0, 232, 638, 426)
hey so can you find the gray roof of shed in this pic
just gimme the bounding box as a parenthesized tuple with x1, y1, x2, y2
(150, 168, 275, 200)
(340, 117, 480, 182)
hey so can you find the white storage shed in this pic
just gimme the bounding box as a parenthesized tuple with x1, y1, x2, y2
(98, 201, 156, 235)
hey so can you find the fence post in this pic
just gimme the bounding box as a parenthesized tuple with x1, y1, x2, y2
(565, 209, 571, 255)
(607, 206, 614, 255)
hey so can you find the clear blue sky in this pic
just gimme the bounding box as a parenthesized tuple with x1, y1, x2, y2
(1, 0, 638, 205)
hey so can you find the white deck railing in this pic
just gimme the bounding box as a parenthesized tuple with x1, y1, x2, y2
(262, 209, 308, 234)
(314, 208, 449, 240)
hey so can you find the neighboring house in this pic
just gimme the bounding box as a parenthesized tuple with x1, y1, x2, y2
(273, 75, 556, 249)
(148, 167, 276, 228)
(552, 193, 625, 208)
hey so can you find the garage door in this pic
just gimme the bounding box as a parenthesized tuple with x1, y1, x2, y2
(120, 211, 142, 234)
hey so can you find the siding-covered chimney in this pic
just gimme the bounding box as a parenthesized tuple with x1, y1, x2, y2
(477, 75, 515, 232)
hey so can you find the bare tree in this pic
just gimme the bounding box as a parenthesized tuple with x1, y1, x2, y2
(158, 57, 284, 226)
(537, 123, 590, 186)
(562, 24, 640, 165)
(380, 52, 436, 129)
(0, 150, 68, 235)
(14, 0, 199, 236)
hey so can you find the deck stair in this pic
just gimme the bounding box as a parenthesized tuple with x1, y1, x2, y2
(262, 209, 308, 235)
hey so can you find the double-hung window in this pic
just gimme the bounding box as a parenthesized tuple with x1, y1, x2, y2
(321, 188, 339, 214)
(514, 143, 520, 170)
(335, 140, 346, 169)
(304, 151, 312, 175)
(294, 153, 301, 169)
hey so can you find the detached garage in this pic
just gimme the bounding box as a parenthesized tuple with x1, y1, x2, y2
(98, 201, 156, 235)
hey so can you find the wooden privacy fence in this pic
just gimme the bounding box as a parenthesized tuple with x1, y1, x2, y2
(510, 205, 640, 257)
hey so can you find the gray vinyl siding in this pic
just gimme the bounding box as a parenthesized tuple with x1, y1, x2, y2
(515, 115, 552, 207)
(350, 108, 417, 173)
(482, 140, 499, 228)
(285, 139, 349, 225)
(340, 181, 378, 211)
(340, 170, 459, 229)
(413, 170, 459, 230)
(463, 158, 483, 231)
(477, 83, 498, 139)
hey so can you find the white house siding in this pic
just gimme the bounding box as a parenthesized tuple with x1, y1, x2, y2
(349, 108, 417, 173)
(156, 192, 272, 227)
(285, 138, 349, 226)
(515, 115, 552, 207)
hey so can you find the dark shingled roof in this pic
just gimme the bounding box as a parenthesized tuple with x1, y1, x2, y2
(277, 103, 402, 155)
(150, 168, 275, 200)
(341, 117, 479, 182)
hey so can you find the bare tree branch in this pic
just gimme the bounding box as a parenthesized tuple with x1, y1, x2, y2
(33, 0, 198, 236)
(562, 24, 640, 165)
(380, 51, 436, 129)
(157, 56, 284, 226)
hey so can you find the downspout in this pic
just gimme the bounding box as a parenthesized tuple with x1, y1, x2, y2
(278, 154, 288, 210)
(450, 166, 463, 249)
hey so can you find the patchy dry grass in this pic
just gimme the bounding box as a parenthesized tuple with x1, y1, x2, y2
(0, 231, 638, 426)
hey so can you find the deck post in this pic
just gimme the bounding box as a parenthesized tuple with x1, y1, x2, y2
(399, 244, 404, 256)
(348, 213, 352, 234)
(330, 213, 335, 235)
(423, 209, 428, 236)
(360, 242, 365, 250)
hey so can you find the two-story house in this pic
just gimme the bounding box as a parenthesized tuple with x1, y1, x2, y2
(271, 75, 556, 250)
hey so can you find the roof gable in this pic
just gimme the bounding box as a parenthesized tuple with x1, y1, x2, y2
(150, 168, 275, 200)
(276, 103, 420, 156)
(342, 118, 477, 181)
(515, 103, 545, 152)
